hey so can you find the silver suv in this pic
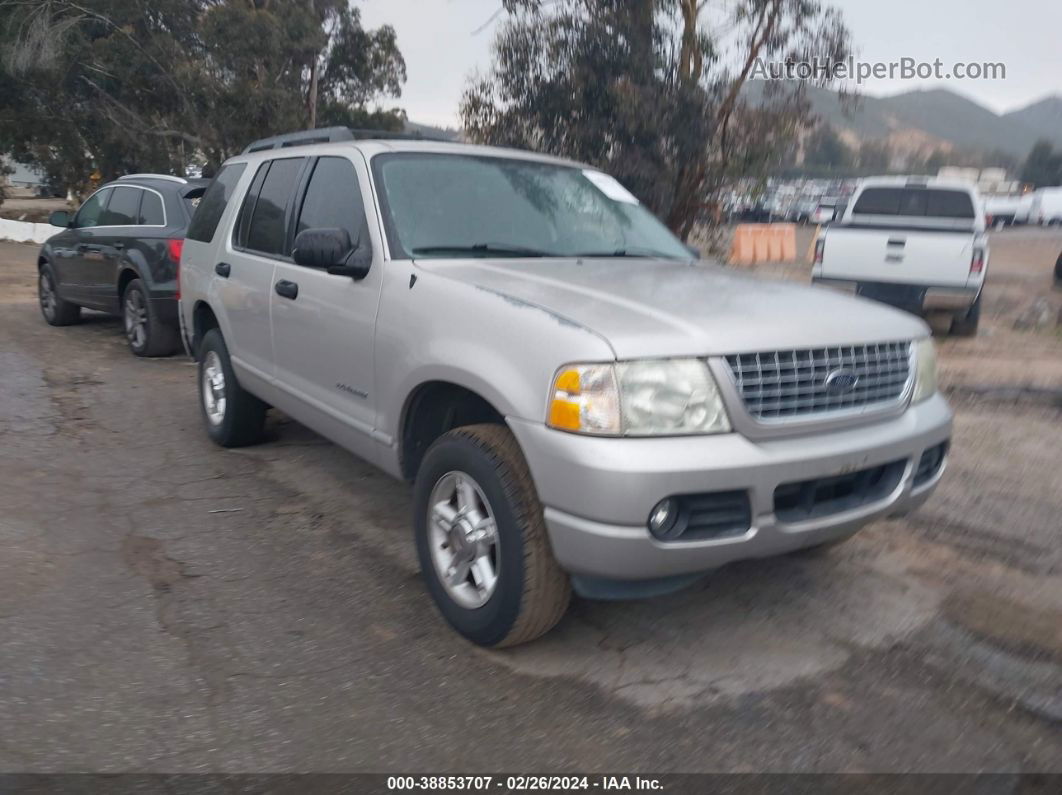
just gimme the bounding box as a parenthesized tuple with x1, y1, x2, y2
(178, 128, 952, 647)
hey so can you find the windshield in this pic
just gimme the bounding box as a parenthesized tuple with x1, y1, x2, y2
(371, 153, 691, 261)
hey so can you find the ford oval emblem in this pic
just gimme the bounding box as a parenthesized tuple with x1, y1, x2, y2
(825, 369, 860, 395)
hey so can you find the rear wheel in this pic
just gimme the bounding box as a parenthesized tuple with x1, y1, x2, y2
(951, 293, 981, 337)
(123, 279, 180, 357)
(414, 424, 571, 647)
(38, 264, 81, 326)
(197, 328, 267, 447)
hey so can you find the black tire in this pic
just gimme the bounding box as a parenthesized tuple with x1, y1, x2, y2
(951, 293, 981, 337)
(38, 263, 81, 326)
(414, 424, 571, 647)
(122, 278, 180, 357)
(197, 328, 267, 447)
(1054, 253, 1062, 283)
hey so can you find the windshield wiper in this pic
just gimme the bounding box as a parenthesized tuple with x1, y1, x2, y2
(571, 247, 683, 260)
(410, 243, 555, 258)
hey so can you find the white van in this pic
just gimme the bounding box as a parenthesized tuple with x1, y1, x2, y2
(1029, 187, 1062, 226)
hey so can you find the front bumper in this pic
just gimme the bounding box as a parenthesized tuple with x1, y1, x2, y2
(508, 393, 952, 581)
(813, 277, 979, 311)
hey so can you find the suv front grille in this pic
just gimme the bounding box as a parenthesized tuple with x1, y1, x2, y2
(724, 342, 912, 422)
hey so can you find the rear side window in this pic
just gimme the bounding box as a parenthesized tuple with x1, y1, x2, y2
(853, 187, 974, 219)
(187, 163, 247, 243)
(295, 157, 366, 246)
(101, 187, 142, 226)
(139, 191, 165, 225)
(182, 188, 205, 222)
(245, 157, 304, 256)
(925, 190, 975, 218)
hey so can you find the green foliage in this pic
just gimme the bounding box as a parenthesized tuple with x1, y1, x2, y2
(857, 140, 891, 173)
(0, 0, 406, 192)
(1021, 140, 1062, 188)
(804, 125, 852, 170)
(463, 0, 852, 239)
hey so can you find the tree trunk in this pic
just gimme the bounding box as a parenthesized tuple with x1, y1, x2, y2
(307, 55, 319, 129)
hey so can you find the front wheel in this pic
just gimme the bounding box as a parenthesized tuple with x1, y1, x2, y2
(414, 424, 571, 647)
(38, 264, 81, 326)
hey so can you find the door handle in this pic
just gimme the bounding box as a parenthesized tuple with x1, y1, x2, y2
(214, 262, 231, 278)
(887, 238, 906, 247)
(76, 243, 89, 253)
(113, 242, 124, 250)
(274, 280, 299, 300)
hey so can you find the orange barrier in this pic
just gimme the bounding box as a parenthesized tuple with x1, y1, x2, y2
(728, 223, 798, 266)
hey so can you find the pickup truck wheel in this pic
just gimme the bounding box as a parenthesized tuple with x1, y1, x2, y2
(414, 424, 571, 647)
(951, 294, 981, 337)
(123, 279, 179, 357)
(197, 328, 267, 447)
(38, 264, 81, 326)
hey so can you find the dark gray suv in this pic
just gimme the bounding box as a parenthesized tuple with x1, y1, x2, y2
(37, 173, 208, 356)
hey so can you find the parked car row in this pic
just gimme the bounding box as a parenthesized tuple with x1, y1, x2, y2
(37, 129, 953, 646)
(38, 174, 209, 355)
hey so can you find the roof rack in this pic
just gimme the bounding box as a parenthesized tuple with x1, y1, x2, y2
(118, 173, 188, 184)
(241, 126, 452, 154)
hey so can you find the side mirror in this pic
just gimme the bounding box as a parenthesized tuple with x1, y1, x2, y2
(49, 210, 71, 228)
(292, 227, 371, 280)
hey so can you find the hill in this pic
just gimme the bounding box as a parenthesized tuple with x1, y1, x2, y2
(750, 83, 1062, 160)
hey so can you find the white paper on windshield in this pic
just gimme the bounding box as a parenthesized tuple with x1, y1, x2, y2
(582, 170, 640, 204)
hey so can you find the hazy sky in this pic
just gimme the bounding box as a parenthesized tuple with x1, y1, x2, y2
(358, 0, 1062, 128)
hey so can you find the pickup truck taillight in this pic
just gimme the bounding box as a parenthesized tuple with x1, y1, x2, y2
(970, 247, 985, 275)
(813, 238, 825, 265)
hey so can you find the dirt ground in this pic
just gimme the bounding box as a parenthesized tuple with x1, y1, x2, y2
(0, 229, 1060, 773)
(0, 196, 68, 223)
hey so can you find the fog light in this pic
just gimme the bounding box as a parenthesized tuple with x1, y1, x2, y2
(648, 498, 680, 539)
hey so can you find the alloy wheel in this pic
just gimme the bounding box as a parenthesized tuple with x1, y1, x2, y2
(124, 290, 148, 350)
(427, 471, 501, 609)
(39, 273, 56, 321)
(201, 351, 227, 426)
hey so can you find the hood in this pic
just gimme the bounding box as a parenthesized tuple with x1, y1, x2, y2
(415, 258, 928, 359)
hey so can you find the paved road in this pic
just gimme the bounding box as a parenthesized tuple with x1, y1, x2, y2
(1, 237, 1060, 772)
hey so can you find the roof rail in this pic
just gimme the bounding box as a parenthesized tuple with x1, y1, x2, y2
(241, 126, 453, 154)
(118, 173, 188, 184)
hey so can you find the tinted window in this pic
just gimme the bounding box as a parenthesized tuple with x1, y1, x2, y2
(234, 164, 270, 249)
(852, 188, 902, 215)
(925, 190, 975, 218)
(854, 187, 974, 219)
(101, 187, 141, 225)
(246, 158, 304, 256)
(295, 157, 365, 247)
(182, 188, 205, 222)
(74, 189, 110, 229)
(187, 163, 247, 243)
(139, 191, 165, 225)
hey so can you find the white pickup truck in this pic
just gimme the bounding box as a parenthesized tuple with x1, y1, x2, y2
(812, 177, 988, 336)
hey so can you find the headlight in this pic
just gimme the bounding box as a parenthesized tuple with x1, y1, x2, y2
(548, 359, 731, 436)
(912, 338, 938, 403)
